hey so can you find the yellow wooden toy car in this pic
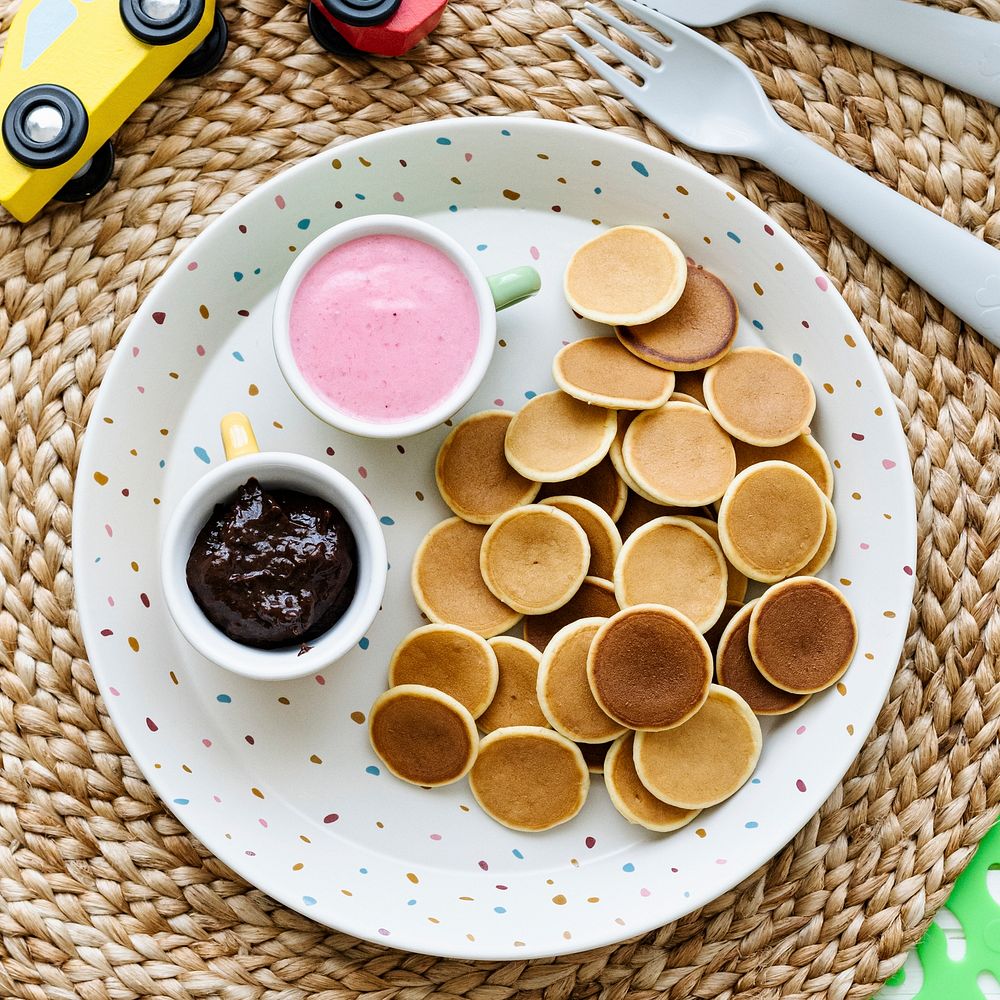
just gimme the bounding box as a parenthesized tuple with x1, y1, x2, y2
(0, 0, 227, 222)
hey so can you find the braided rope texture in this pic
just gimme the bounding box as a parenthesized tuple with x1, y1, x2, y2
(0, 0, 999, 996)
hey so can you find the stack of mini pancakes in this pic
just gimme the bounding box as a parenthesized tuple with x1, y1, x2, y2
(368, 227, 858, 834)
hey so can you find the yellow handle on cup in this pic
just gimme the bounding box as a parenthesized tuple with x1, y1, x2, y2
(221, 412, 260, 460)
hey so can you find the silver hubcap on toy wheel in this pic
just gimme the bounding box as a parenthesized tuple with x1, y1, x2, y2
(138, 0, 183, 20)
(22, 104, 66, 145)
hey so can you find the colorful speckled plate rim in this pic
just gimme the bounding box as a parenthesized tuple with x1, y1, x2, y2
(72, 117, 917, 959)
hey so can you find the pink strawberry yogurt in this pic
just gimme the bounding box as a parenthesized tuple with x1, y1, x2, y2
(288, 234, 481, 423)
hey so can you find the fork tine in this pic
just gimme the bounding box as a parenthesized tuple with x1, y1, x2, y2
(564, 35, 646, 104)
(573, 18, 653, 79)
(584, 1, 673, 61)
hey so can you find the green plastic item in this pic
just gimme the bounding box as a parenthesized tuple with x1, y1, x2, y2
(881, 822, 1000, 998)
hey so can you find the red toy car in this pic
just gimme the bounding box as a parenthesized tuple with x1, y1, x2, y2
(307, 0, 447, 58)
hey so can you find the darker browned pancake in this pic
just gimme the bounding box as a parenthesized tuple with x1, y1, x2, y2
(715, 602, 809, 715)
(587, 605, 712, 730)
(577, 739, 613, 774)
(369, 686, 478, 786)
(523, 576, 620, 651)
(537, 455, 627, 521)
(703, 599, 744, 657)
(616, 264, 738, 371)
(749, 578, 857, 694)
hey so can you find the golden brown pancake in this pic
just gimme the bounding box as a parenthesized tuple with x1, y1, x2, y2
(673, 369, 706, 406)
(605, 732, 700, 831)
(702, 598, 745, 658)
(369, 685, 479, 787)
(588, 605, 712, 731)
(718, 461, 827, 583)
(553, 336, 675, 409)
(435, 411, 540, 524)
(748, 577, 857, 694)
(799, 495, 837, 576)
(616, 264, 738, 371)
(412, 517, 522, 638)
(732, 432, 834, 499)
(577, 739, 613, 774)
(469, 726, 590, 831)
(633, 685, 762, 809)
(704, 347, 816, 446)
(537, 618, 628, 743)
(523, 576, 620, 651)
(677, 514, 748, 603)
(564, 226, 688, 326)
(715, 601, 809, 715)
(623, 401, 736, 506)
(478, 637, 549, 734)
(616, 492, 691, 541)
(614, 517, 728, 632)
(480, 504, 590, 615)
(388, 624, 499, 718)
(540, 495, 622, 580)
(670, 392, 703, 406)
(537, 455, 627, 522)
(504, 390, 616, 483)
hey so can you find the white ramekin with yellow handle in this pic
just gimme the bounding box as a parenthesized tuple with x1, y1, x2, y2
(160, 412, 387, 681)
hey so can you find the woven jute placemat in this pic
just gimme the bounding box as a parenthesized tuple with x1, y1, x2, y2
(1, 0, 999, 996)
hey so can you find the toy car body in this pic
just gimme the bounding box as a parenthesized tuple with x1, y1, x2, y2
(0, 0, 224, 222)
(308, 0, 447, 58)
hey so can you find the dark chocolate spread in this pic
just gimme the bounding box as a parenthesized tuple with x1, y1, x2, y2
(186, 478, 357, 649)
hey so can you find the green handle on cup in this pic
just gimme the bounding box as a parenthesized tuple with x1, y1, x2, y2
(488, 266, 541, 311)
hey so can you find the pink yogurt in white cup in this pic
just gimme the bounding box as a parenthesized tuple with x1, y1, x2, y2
(273, 215, 540, 439)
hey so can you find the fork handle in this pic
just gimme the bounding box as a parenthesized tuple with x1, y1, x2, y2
(772, 0, 1000, 106)
(758, 121, 1000, 348)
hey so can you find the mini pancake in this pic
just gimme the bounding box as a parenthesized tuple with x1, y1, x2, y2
(523, 576, 619, 651)
(504, 390, 616, 483)
(616, 492, 690, 541)
(673, 369, 706, 406)
(633, 685, 762, 809)
(732, 432, 834, 499)
(677, 514, 748, 604)
(553, 336, 675, 409)
(588, 605, 712, 731)
(702, 598, 745, 657)
(480, 505, 590, 615)
(704, 347, 816, 446)
(748, 577, 857, 694)
(369, 685, 479, 787)
(537, 455, 627, 521)
(718, 461, 827, 583)
(469, 726, 590, 832)
(799, 495, 837, 576)
(564, 226, 688, 326)
(605, 732, 700, 832)
(623, 401, 736, 506)
(388, 624, 499, 719)
(578, 739, 613, 774)
(412, 518, 523, 638)
(614, 517, 727, 632)
(541, 495, 622, 580)
(435, 411, 540, 524)
(537, 618, 628, 743)
(608, 411, 648, 497)
(716, 601, 809, 715)
(478, 637, 549, 734)
(616, 264, 738, 371)
(670, 392, 703, 406)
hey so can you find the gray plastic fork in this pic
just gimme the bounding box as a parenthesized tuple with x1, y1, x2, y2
(566, 0, 1000, 348)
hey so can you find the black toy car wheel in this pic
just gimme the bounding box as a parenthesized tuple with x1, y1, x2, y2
(173, 8, 229, 78)
(2, 85, 88, 168)
(307, 2, 360, 55)
(120, 0, 205, 45)
(55, 141, 115, 203)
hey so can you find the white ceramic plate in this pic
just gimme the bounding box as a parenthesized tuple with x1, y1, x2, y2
(73, 118, 916, 960)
